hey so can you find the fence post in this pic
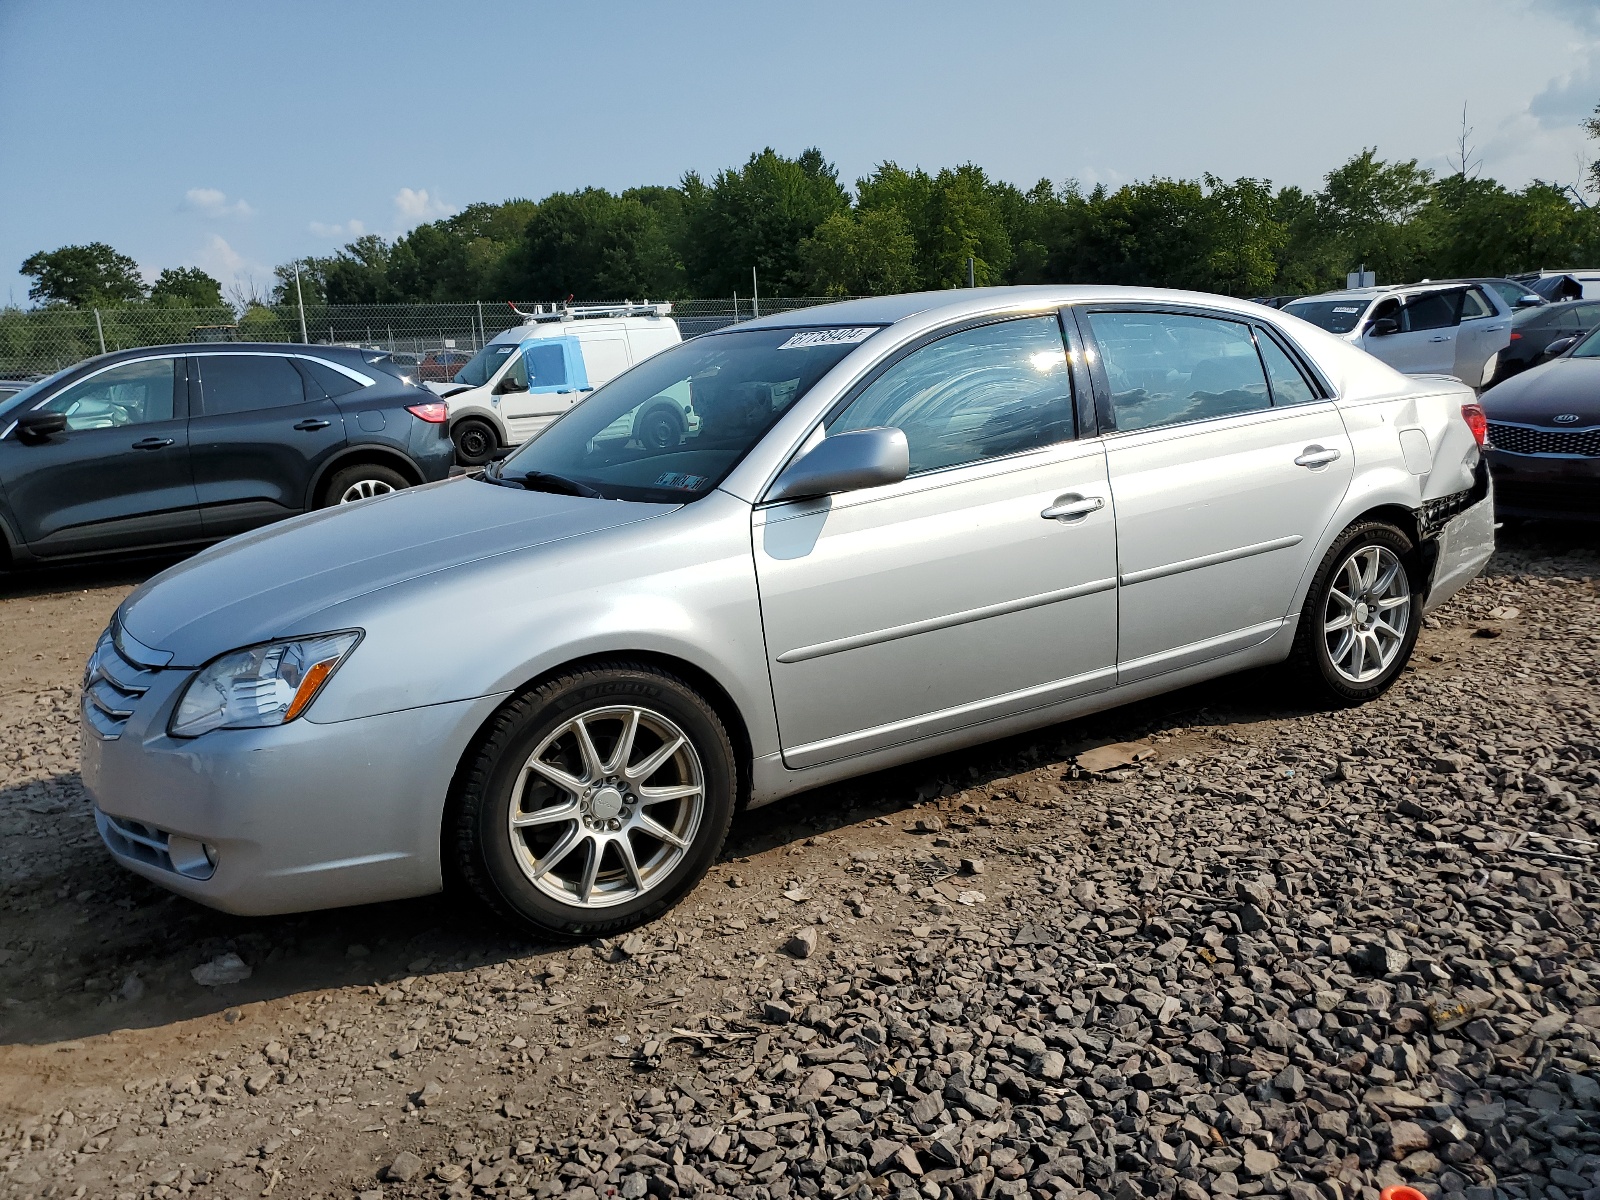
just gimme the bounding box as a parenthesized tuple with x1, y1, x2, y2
(293, 261, 309, 344)
(94, 308, 106, 355)
(477, 300, 485, 350)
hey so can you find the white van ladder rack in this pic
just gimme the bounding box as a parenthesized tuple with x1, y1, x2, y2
(507, 301, 673, 324)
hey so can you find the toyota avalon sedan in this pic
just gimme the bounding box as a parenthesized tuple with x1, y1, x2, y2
(82, 288, 1495, 937)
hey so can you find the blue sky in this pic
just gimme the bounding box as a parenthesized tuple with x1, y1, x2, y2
(3, 0, 1600, 305)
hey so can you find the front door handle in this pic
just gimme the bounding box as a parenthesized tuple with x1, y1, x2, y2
(293, 418, 332, 431)
(1294, 445, 1341, 468)
(131, 437, 174, 451)
(1041, 494, 1105, 521)
(1429, 335, 1450, 342)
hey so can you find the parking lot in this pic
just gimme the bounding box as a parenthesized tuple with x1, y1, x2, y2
(0, 523, 1594, 1199)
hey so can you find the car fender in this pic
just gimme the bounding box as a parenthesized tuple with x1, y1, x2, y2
(297, 490, 783, 759)
(304, 444, 427, 508)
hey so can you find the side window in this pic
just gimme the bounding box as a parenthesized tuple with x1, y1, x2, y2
(1402, 292, 1462, 332)
(36, 358, 179, 430)
(197, 355, 306, 416)
(523, 344, 567, 391)
(1572, 303, 1600, 329)
(298, 358, 364, 398)
(1256, 332, 1318, 406)
(826, 315, 1074, 474)
(1085, 311, 1269, 433)
(502, 352, 529, 390)
(1460, 288, 1494, 320)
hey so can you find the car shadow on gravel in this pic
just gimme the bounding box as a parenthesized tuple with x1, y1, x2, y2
(4, 517, 1593, 1048)
(0, 551, 191, 599)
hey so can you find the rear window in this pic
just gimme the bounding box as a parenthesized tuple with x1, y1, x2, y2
(1283, 299, 1371, 334)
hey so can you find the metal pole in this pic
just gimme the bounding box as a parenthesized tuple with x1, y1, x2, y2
(752, 267, 759, 318)
(477, 300, 486, 349)
(733, 291, 739, 324)
(94, 308, 106, 355)
(966, 257, 976, 289)
(294, 261, 309, 343)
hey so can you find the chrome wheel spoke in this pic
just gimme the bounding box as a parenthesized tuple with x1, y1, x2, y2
(632, 811, 689, 849)
(638, 781, 702, 802)
(605, 708, 642, 776)
(572, 717, 605, 782)
(1324, 612, 1353, 634)
(576, 839, 603, 904)
(618, 836, 645, 893)
(625, 735, 686, 785)
(525, 757, 585, 797)
(529, 826, 584, 880)
(1376, 594, 1409, 611)
(511, 799, 579, 829)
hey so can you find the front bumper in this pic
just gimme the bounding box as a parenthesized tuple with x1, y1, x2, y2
(1486, 448, 1600, 521)
(81, 664, 508, 915)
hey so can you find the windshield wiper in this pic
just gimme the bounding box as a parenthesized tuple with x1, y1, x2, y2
(497, 469, 603, 498)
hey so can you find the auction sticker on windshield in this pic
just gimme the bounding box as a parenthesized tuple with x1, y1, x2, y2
(655, 472, 708, 490)
(777, 327, 877, 350)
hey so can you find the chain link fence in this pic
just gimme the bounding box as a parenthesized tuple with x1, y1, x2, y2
(0, 296, 863, 379)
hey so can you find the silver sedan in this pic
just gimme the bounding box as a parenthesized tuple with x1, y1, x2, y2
(82, 287, 1495, 936)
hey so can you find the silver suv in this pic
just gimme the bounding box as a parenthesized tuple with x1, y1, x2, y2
(1284, 282, 1513, 389)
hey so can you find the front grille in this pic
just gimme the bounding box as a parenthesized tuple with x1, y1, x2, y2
(81, 628, 156, 740)
(1488, 421, 1600, 457)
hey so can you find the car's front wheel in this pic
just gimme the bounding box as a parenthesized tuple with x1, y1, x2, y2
(1289, 520, 1421, 705)
(452, 418, 499, 466)
(451, 662, 736, 937)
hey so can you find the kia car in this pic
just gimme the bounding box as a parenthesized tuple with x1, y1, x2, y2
(0, 344, 453, 567)
(82, 289, 1493, 937)
(1481, 325, 1600, 521)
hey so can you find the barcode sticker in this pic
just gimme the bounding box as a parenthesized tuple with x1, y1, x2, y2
(777, 327, 877, 350)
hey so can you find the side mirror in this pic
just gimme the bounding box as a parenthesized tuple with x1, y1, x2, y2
(15, 412, 67, 442)
(1368, 317, 1400, 336)
(496, 375, 528, 394)
(1542, 336, 1578, 359)
(1515, 296, 1544, 308)
(767, 427, 910, 503)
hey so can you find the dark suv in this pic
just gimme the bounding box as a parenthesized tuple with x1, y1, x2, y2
(0, 344, 453, 566)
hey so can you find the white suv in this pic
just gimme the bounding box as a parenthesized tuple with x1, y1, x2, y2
(1283, 282, 1512, 389)
(431, 304, 684, 464)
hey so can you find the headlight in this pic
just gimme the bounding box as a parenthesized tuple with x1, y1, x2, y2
(170, 632, 361, 738)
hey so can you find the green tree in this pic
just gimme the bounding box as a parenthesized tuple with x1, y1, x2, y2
(1316, 148, 1434, 283)
(495, 189, 683, 301)
(387, 199, 540, 300)
(798, 208, 918, 295)
(148, 266, 224, 307)
(683, 147, 849, 295)
(20, 242, 146, 306)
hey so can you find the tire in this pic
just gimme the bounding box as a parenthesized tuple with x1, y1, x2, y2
(635, 404, 684, 451)
(451, 661, 736, 938)
(320, 463, 410, 508)
(452, 418, 499, 466)
(1287, 520, 1421, 705)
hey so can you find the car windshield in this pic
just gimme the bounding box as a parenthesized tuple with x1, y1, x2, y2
(0, 364, 77, 422)
(1283, 299, 1371, 334)
(452, 341, 520, 386)
(1483, 280, 1542, 307)
(490, 325, 881, 503)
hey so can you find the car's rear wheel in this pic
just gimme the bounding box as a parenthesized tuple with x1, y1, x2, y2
(321, 463, 410, 508)
(452, 418, 499, 466)
(1288, 520, 1421, 705)
(451, 662, 735, 937)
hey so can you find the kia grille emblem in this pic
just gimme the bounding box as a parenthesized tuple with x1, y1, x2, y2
(1552, 413, 1581, 423)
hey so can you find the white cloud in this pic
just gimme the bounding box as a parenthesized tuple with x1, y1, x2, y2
(309, 218, 367, 240)
(195, 234, 272, 298)
(183, 187, 254, 219)
(393, 187, 455, 223)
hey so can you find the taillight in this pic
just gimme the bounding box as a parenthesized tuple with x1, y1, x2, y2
(1508, 331, 1521, 341)
(1461, 402, 1488, 447)
(406, 402, 448, 423)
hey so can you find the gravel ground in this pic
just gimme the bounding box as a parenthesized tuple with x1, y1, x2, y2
(0, 526, 1596, 1200)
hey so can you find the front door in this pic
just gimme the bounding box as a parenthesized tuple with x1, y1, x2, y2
(501, 338, 590, 439)
(189, 352, 347, 535)
(0, 355, 200, 556)
(754, 313, 1119, 769)
(1366, 290, 1461, 376)
(1080, 308, 1354, 681)
(1454, 286, 1510, 388)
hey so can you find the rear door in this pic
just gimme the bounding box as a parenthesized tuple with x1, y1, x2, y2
(0, 355, 200, 556)
(1454, 286, 1510, 388)
(189, 352, 347, 537)
(1079, 307, 1354, 681)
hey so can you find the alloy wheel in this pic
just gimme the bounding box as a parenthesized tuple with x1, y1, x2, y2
(507, 705, 705, 908)
(1323, 544, 1411, 684)
(339, 478, 397, 504)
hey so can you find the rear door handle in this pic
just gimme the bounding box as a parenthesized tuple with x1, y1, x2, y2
(1294, 445, 1341, 468)
(293, 418, 332, 431)
(1041, 494, 1105, 521)
(131, 437, 174, 451)
(1429, 335, 1449, 342)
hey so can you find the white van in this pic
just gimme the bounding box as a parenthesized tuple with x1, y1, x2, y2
(432, 303, 684, 464)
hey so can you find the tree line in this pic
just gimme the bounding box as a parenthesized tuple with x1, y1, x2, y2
(20, 144, 1600, 313)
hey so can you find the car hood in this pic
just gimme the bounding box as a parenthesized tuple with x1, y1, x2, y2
(1481, 356, 1600, 425)
(119, 477, 675, 667)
